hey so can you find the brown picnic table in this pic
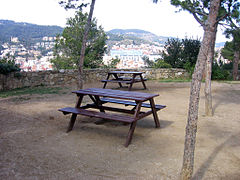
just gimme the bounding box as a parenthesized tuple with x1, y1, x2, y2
(101, 71, 147, 91)
(58, 88, 166, 147)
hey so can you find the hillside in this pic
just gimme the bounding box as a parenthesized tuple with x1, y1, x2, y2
(107, 29, 170, 47)
(0, 20, 63, 45)
(0, 20, 225, 50)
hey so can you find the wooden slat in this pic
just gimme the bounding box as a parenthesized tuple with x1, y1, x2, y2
(72, 88, 158, 101)
(58, 107, 135, 123)
(101, 79, 146, 84)
(101, 79, 132, 84)
(119, 76, 147, 81)
(109, 71, 143, 74)
(101, 98, 166, 110)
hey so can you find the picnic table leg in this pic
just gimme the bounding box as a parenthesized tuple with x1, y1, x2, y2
(67, 114, 77, 132)
(103, 73, 110, 88)
(67, 94, 84, 132)
(139, 74, 147, 89)
(94, 95, 105, 113)
(149, 98, 160, 128)
(128, 74, 137, 91)
(125, 121, 137, 147)
(124, 101, 142, 147)
(113, 73, 123, 88)
(94, 95, 109, 125)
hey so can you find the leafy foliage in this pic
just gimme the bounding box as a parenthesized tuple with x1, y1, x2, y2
(161, 37, 200, 70)
(154, 59, 172, 68)
(51, 11, 107, 69)
(221, 41, 234, 61)
(103, 57, 120, 68)
(142, 56, 155, 68)
(0, 54, 20, 75)
(162, 38, 183, 68)
(59, 0, 89, 10)
(212, 62, 231, 80)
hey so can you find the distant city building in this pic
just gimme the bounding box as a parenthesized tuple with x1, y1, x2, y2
(103, 44, 163, 69)
(110, 49, 145, 69)
(1, 36, 55, 71)
(11, 37, 19, 43)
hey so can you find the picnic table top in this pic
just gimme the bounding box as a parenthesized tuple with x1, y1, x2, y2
(72, 88, 158, 101)
(109, 71, 144, 74)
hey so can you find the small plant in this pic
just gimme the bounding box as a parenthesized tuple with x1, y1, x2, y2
(0, 54, 21, 75)
(212, 62, 231, 80)
(103, 57, 120, 68)
(184, 62, 195, 76)
(154, 59, 172, 68)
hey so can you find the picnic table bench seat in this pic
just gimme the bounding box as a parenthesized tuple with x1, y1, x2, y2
(100, 98, 166, 110)
(59, 107, 135, 123)
(101, 77, 147, 84)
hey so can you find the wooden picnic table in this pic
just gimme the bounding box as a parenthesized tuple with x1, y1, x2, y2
(58, 88, 166, 147)
(101, 71, 147, 91)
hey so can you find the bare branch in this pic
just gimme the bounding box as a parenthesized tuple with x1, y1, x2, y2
(192, 12, 204, 26)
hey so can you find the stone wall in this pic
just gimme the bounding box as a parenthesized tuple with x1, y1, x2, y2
(0, 68, 189, 91)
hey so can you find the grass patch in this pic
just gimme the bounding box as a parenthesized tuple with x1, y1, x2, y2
(0, 86, 64, 98)
(159, 78, 191, 83)
(219, 80, 240, 84)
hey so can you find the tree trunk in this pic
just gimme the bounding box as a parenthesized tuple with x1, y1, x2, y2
(180, 0, 221, 179)
(77, 0, 96, 89)
(232, 50, 240, 80)
(204, 25, 217, 116)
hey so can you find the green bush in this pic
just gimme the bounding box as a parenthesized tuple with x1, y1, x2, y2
(212, 63, 231, 80)
(0, 56, 21, 75)
(184, 62, 195, 75)
(154, 60, 172, 68)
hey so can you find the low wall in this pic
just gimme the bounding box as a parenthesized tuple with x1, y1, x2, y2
(0, 68, 189, 91)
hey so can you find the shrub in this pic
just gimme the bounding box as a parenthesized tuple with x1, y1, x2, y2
(154, 59, 172, 68)
(0, 55, 21, 75)
(184, 62, 195, 76)
(212, 62, 231, 80)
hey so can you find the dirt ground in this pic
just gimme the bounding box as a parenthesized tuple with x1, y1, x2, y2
(0, 81, 240, 180)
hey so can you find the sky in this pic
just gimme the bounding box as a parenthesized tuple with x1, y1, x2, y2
(0, 0, 228, 43)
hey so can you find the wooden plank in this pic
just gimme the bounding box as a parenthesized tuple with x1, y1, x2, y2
(101, 79, 146, 83)
(73, 88, 158, 101)
(119, 76, 147, 81)
(101, 79, 133, 83)
(109, 71, 143, 74)
(58, 107, 135, 123)
(101, 98, 166, 110)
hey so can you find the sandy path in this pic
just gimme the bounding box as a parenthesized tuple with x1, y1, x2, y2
(0, 81, 239, 179)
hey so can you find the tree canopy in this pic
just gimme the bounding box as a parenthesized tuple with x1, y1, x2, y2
(51, 10, 107, 70)
(0, 54, 20, 75)
(161, 37, 200, 72)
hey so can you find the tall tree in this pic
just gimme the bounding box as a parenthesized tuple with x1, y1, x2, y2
(153, 0, 222, 179)
(221, 36, 240, 80)
(204, 0, 240, 115)
(154, 0, 240, 178)
(204, 25, 217, 116)
(179, 1, 221, 178)
(52, 11, 107, 70)
(224, 29, 240, 80)
(223, 0, 240, 80)
(60, 0, 96, 89)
